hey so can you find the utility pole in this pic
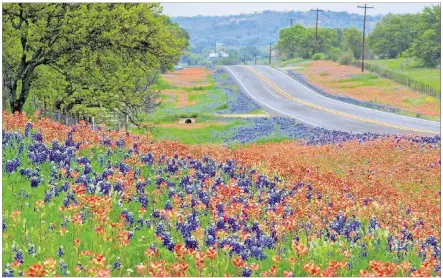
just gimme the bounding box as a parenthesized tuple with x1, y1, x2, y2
(358, 4, 374, 72)
(254, 53, 257, 65)
(214, 40, 217, 54)
(310, 8, 324, 54)
(268, 43, 272, 65)
(286, 18, 296, 27)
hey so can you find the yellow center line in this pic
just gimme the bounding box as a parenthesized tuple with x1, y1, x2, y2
(244, 66, 440, 135)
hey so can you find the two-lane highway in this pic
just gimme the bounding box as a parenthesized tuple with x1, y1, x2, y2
(225, 65, 440, 135)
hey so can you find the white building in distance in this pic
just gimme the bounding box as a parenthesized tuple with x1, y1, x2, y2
(207, 50, 229, 60)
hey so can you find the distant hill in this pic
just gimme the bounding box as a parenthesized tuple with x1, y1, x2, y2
(171, 10, 384, 50)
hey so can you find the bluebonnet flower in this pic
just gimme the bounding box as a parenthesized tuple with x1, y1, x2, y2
(28, 244, 36, 257)
(83, 163, 92, 175)
(5, 158, 21, 173)
(164, 200, 173, 210)
(24, 123, 33, 136)
(139, 195, 148, 209)
(141, 153, 154, 165)
(369, 217, 378, 234)
(14, 249, 24, 264)
(59, 259, 68, 275)
(113, 257, 121, 269)
(28, 143, 49, 164)
(32, 132, 43, 142)
(77, 157, 90, 165)
(3, 264, 13, 277)
(242, 267, 253, 277)
(18, 143, 24, 155)
(57, 246, 65, 257)
(115, 138, 125, 148)
(102, 137, 112, 147)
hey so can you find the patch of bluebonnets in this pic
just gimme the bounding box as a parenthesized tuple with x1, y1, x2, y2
(213, 116, 441, 146)
(214, 68, 261, 114)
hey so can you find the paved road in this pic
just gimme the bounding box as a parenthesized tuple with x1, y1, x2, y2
(224, 65, 440, 135)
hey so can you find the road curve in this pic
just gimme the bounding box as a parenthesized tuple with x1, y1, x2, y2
(224, 65, 440, 135)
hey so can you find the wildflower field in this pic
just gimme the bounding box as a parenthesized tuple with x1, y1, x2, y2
(2, 110, 441, 277)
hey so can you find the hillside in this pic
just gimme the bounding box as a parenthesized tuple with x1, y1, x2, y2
(172, 10, 383, 49)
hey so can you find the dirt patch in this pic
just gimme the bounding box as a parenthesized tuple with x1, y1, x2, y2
(299, 60, 440, 117)
(163, 68, 211, 88)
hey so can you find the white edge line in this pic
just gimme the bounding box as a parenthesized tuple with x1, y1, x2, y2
(267, 66, 441, 126)
(223, 66, 320, 127)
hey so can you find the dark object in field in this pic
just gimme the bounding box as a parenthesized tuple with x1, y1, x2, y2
(185, 119, 192, 124)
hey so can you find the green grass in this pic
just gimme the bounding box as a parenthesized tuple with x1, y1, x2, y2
(146, 73, 229, 123)
(131, 120, 243, 144)
(182, 85, 214, 92)
(366, 59, 441, 90)
(337, 73, 392, 88)
(152, 76, 176, 90)
(279, 57, 307, 67)
(404, 95, 440, 106)
(145, 112, 207, 124)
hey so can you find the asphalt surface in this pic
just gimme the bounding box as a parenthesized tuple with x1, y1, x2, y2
(224, 65, 440, 135)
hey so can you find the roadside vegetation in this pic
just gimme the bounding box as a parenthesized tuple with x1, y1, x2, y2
(286, 60, 440, 121)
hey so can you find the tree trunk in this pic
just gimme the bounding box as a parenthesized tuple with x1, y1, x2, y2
(125, 114, 129, 134)
(7, 79, 19, 113)
(10, 65, 35, 113)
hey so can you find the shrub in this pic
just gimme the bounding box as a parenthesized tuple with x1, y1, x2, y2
(328, 47, 341, 62)
(312, 53, 326, 60)
(405, 58, 425, 69)
(338, 51, 355, 65)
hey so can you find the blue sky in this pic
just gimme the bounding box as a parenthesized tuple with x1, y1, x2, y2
(162, 2, 435, 17)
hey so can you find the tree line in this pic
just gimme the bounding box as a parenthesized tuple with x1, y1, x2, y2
(276, 5, 440, 68)
(2, 3, 189, 127)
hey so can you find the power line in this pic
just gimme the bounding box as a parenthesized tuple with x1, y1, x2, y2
(310, 8, 324, 54)
(286, 18, 296, 27)
(357, 4, 374, 72)
(269, 43, 272, 65)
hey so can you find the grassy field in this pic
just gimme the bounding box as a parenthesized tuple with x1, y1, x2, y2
(277, 57, 308, 67)
(132, 120, 243, 145)
(135, 67, 279, 145)
(365, 58, 440, 90)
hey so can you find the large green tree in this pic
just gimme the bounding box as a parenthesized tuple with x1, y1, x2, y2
(276, 24, 338, 59)
(2, 3, 188, 116)
(404, 5, 441, 67)
(343, 27, 362, 59)
(367, 13, 421, 59)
